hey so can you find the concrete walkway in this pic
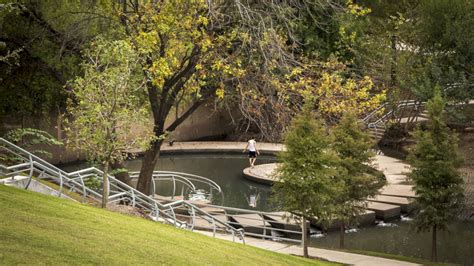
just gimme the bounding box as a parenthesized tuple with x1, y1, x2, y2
(128, 141, 285, 155)
(243, 153, 412, 185)
(196, 230, 418, 266)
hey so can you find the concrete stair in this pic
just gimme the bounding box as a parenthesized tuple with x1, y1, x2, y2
(368, 195, 416, 213)
(379, 184, 416, 198)
(368, 125, 386, 142)
(365, 201, 401, 220)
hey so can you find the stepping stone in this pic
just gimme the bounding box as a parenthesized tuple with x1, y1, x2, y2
(242, 163, 279, 184)
(379, 185, 416, 198)
(229, 214, 271, 236)
(365, 202, 400, 221)
(358, 210, 376, 226)
(368, 195, 416, 213)
(311, 210, 376, 231)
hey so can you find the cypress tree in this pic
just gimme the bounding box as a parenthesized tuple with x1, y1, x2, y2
(331, 112, 383, 249)
(273, 110, 342, 257)
(408, 89, 464, 262)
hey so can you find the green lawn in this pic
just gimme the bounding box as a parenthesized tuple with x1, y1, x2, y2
(0, 185, 332, 265)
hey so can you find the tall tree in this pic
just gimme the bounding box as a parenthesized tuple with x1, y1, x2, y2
(65, 37, 148, 207)
(407, 88, 464, 262)
(331, 112, 382, 248)
(118, 1, 248, 194)
(272, 109, 342, 257)
(0, 1, 117, 120)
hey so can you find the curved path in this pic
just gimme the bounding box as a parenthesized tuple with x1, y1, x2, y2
(239, 144, 415, 199)
(131, 141, 417, 265)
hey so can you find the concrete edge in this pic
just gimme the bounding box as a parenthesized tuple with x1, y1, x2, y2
(242, 167, 275, 185)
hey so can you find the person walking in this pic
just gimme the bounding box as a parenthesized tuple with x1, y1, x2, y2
(243, 137, 260, 167)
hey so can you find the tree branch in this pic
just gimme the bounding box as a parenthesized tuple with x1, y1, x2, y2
(165, 99, 205, 132)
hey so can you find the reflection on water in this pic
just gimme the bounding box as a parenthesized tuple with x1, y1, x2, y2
(62, 153, 277, 211)
(246, 186, 260, 208)
(310, 220, 474, 265)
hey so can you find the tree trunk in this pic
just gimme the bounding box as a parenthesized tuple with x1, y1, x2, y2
(302, 216, 308, 258)
(101, 161, 109, 208)
(136, 139, 163, 195)
(111, 160, 133, 186)
(339, 221, 345, 249)
(390, 34, 397, 89)
(431, 224, 437, 262)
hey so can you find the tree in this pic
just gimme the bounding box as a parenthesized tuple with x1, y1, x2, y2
(272, 109, 342, 257)
(0, 1, 117, 120)
(238, 56, 386, 141)
(65, 37, 148, 208)
(118, 1, 246, 194)
(407, 88, 464, 262)
(331, 112, 383, 248)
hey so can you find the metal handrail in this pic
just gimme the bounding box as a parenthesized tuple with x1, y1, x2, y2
(129, 171, 222, 193)
(199, 204, 304, 242)
(0, 138, 245, 242)
(365, 100, 425, 129)
(152, 171, 222, 193)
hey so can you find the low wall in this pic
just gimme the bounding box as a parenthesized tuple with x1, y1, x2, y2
(0, 176, 74, 201)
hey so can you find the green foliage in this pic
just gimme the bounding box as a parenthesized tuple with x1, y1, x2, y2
(83, 176, 102, 191)
(331, 112, 382, 225)
(408, 88, 464, 232)
(3, 128, 62, 158)
(0, 1, 117, 118)
(65, 36, 149, 164)
(65, 36, 150, 206)
(273, 110, 342, 225)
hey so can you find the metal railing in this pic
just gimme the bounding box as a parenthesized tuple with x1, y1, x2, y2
(200, 205, 304, 243)
(129, 171, 223, 204)
(0, 138, 245, 243)
(363, 100, 424, 130)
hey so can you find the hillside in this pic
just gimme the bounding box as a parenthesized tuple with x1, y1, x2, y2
(0, 185, 330, 265)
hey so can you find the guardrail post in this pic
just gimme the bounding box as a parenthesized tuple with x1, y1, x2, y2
(190, 207, 196, 231)
(78, 173, 87, 203)
(58, 172, 63, 197)
(154, 201, 159, 220)
(172, 175, 176, 199)
(170, 207, 177, 226)
(24, 155, 34, 189)
(131, 189, 136, 207)
(151, 176, 156, 196)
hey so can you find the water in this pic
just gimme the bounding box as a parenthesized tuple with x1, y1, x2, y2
(62, 153, 277, 211)
(310, 220, 474, 265)
(63, 153, 474, 265)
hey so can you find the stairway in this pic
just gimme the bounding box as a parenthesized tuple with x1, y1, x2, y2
(368, 124, 387, 143)
(363, 100, 426, 143)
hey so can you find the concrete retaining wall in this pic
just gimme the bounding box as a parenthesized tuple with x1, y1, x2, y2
(0, 176, 74, 201)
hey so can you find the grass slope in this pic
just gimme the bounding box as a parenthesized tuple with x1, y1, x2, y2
(0, 185, 330, 265)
